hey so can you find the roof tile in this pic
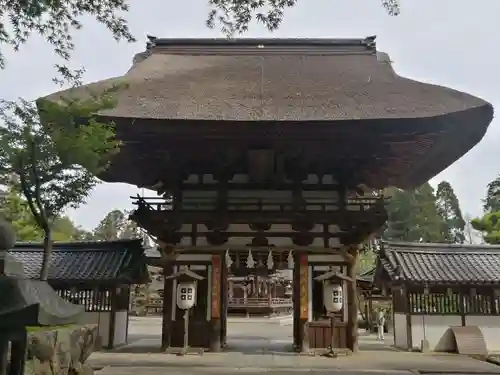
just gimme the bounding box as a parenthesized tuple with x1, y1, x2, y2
(8, 239, 149, 284)
(378, 241, 500, 285)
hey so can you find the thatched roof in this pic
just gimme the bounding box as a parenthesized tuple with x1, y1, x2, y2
(41, 37, 493, 189)
(45, 37, 490, 122)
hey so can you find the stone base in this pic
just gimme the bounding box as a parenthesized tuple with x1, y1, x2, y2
(24, 324, 98, 375)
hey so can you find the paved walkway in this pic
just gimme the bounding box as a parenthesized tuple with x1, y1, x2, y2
(90, 317, 500, 375)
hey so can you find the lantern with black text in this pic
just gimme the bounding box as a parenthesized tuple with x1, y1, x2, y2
(176, 281, 197, 310)
(323, 282, 343, 313)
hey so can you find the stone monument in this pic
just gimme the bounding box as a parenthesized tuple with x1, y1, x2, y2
(0, 218, 84, 375)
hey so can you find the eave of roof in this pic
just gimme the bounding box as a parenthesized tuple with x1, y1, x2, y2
(377, 241, 500, 286)
(41, 36, 493, 190)
(9, 239, 150, 285)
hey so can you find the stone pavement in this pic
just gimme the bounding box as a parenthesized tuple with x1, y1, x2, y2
(91, 317, 500, 375)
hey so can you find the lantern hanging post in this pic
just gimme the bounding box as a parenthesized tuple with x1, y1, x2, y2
(164, 269, 205, 356)
(314, 270, 352, 357)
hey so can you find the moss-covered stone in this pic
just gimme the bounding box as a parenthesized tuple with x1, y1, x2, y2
(0, 218, 16, 251)
(24, 324, 97, 375)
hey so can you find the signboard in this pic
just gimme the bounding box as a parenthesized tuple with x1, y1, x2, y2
(299, 254, 308, 320)
(211, 255, 221, 319)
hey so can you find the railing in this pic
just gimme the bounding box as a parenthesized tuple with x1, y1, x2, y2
(228, 297, 293, 308)
(131, 194, 387, 214)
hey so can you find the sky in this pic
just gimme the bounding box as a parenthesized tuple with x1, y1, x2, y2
(0, 0, 498, 231)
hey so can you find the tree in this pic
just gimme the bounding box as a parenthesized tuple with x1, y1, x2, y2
(0, 93, 120, 280)
(206, 0, 400, 36)
(482, 175, 500, 213)
(383, 183, 447, 243)
(52, 216, 94, 241)
(471, 213, 500, 244)
(358, 238, 378, 274)
(0, 0, 134, 83)
(120, 210, 142, 239)
(0, 1, 401, 80)
(435, 181, 465, 243)
(0, 187, 43, 241)
(93, 209, 126, 240)
(464, 213, 481, 244)
(93, 209, 142, 240)
(472, 175, 500, 245)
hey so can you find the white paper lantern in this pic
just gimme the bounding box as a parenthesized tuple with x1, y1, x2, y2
(323, 283, 343, 313)
(176, 281, 197, 310)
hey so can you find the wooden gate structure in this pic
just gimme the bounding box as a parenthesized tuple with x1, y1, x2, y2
(42, 36, 493, 352)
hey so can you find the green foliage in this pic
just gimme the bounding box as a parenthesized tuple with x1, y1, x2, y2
(435, 181, 465, 243)
(358, 241, 377, 274)
(0, 92, 120, 279)
(0, 187, 43, 241)
(206, 0, 400, 35)
(0, 0, 401, 80)
(483, 175, 500, 213)
(52, 216, 92, 241)
(0, 218, 16, 250)
(472, 175, 500, 244)
(0, 0, 135, 83)
(471, 213, 500, 244)
(93, 209, 141, 241)
(0, 187, 89, 242)
(383, 183, 449, 243)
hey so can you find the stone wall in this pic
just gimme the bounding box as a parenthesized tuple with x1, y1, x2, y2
(24, 324, 98, 375)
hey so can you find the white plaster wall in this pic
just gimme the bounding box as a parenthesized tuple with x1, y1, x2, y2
(76, 312, 111, 348)
(394, 313, 408, 349)
(113, 311, 128, 347)
(411, 315, 461, 351)
(466, 315, 500, 352)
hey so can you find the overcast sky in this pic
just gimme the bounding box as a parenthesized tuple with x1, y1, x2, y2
(0, 0, 498, 230)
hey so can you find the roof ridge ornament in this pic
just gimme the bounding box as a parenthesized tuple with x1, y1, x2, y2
(146, 35, 157, 50)
(363, 35, 377, 50)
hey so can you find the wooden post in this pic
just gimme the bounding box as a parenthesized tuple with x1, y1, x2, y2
(161, 262, 174, 350)
(293, 253, 300, 350)
(346, 247, 359, 353)
(209, 255, 222, 352)
(220, 255, 228, 348)
(298, 253, 309, 353)
(368, 298, 373, 332)
(0, 337, 8, 375)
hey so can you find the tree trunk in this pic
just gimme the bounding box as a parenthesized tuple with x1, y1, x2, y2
(39, 230, 52, 281)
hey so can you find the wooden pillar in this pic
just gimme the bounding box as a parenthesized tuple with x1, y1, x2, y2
(209, 254, 222, 352)
(293, 253, 300, 350)
(346, 248, 359, 352)
(221, 255, 228, 348)
(161, 262, 174, 350)
(295, 253, 309, 353)
(0, 337, 8, 375)
(107, 288, 117, 349)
